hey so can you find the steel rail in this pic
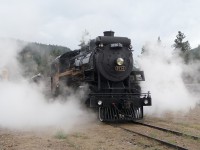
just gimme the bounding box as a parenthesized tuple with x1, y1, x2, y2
(110, 124, 188, 150)
(119, 126, 188, 150)
(133, 121, 200, 140)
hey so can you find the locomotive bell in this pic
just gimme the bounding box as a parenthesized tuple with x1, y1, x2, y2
(116, 58, 124, 66)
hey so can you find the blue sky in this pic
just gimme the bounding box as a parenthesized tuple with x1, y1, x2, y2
(0, 0, 200, 55)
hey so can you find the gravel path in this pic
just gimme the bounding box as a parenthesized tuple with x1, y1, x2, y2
(0, 106, 199, 150)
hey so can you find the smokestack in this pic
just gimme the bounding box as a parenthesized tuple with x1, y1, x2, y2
(103, 31, 114, 37)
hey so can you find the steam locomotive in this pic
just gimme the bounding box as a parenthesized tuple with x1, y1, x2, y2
(50, 31, 151, 121)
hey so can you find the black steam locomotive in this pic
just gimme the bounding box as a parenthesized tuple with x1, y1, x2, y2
(51, 31, 151, 121)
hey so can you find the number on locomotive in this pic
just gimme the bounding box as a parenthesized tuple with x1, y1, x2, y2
(115, 66, 126, 71)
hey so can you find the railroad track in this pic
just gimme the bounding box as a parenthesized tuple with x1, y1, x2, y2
(109, 121, 200, 150)
(133, 121, 200, 140)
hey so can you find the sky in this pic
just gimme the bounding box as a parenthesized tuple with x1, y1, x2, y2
(0, 0, 200, 55)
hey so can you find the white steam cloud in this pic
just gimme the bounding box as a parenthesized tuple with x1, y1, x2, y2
(0, 40, 95, 131)
(139, 43, 199, 116)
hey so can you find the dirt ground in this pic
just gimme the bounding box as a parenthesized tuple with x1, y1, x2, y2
(0, 105, 200, 150)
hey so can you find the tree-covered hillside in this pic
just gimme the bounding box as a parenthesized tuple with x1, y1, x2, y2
(19, 41, 71, 77)
(185, 46, 200, 62)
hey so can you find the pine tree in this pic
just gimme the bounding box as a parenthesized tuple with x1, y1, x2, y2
(173, 31, 191, 53)
(157, 36, 161, 45)
(79, 29, 90, 48)
(141, 46, 146, 54)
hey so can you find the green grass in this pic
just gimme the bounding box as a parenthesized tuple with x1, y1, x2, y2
(149, 133, 157, 138)
(54, 130, 67, 139)
(54, 131, 84, 150)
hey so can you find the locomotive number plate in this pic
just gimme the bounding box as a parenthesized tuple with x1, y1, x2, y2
(115, 66, 126, 71)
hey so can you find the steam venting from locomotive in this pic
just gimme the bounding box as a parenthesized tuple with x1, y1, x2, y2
(0, 39, 95, 131)
(139, 42, 199, 116)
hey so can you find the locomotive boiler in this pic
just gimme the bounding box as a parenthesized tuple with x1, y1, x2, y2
(51, 31, 151, 121)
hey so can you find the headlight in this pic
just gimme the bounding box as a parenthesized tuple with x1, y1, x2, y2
(98, 100, 103, 105)
(116, 58, 124, 66)
(144, 99, 148, 105)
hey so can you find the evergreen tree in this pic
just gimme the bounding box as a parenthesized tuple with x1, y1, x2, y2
(173, 31, 191, 53)
(141, 37, 162, 55)
(79, 29, 90, 48)
(157, 36, 161, 45)
(141, 46, 146, 54)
